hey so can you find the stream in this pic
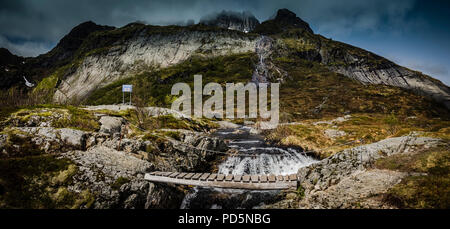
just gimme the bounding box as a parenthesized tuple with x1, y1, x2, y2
(180, 125, 317, 209)
(180, 36, 317, 209)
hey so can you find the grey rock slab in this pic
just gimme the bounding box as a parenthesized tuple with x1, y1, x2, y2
(99, 116, 124, 135)
(58, 128, 86, 148)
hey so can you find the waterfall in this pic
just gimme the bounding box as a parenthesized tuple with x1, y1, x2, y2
(180, 37, 316, 209)
(252, 36, 274, 83)
(216, 126, 317, 175)
(219, 147, 316, 175)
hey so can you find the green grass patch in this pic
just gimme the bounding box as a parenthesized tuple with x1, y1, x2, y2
(85, 53, 256, 107)
(376, 146, 450, 209)
(5, 105, 100, 132)
(51, 106, 100, 131)
(0, 154, 94, 209)
(111, 177, 130, 190)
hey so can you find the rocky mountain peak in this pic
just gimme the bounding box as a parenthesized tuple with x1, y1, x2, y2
(252, 8, 313, 35)
(199, 10, 260, 33)
(55, 21, 114, 54)
(273, 8, 313, 33)
(37, 21, 115, 68)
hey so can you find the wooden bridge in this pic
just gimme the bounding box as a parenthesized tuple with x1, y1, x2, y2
(144, 172, 298, 190)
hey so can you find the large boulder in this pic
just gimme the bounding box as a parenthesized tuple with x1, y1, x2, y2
(59, 128, 87, 149)
(99, 116, 124, 135)
(12, 127, 88, 153)
(145, 183, 185, 209)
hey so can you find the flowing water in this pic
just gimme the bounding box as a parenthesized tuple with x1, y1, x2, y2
(181, 36, 317, 209)
(180, 125, 317, 209)
(252, 36, 273, 83)
(217, 126, 316, 175)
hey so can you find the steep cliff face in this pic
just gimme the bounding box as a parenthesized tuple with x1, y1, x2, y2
(323, 44, 450, 109)
(52, 25, 258, 102)
(270, 23, 450, 109)
(328, 63, 450, 109)
(200, 10, 260, 33)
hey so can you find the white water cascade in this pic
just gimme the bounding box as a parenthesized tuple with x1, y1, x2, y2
(180, 36, 317, 209)
(217, 126, 317, 175)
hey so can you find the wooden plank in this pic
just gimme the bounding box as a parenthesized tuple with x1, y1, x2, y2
(184, 173, 195, 179)
(176, 173, 187, 179)
(164, 172, 173, 176)
(289, 174, 298, 181)
(149, 171, 157, 175)
(268, 175, 276, 183)
(207, 174, 217, 181)
(216, 174, 225, 181)
(276, 175, 284, 181)
(251, 175, 259, 183)
(155, 171, 165, 176)
(234, 175, 242, 182)
(284, 175, 289, 181)
(225, 175, 234, 181)
(242, 175, 250, 183)
(200, 173, 210, 181)
(192, 174, 202, 180)
(260, 175, 268, 183)
(169, 172, 180, 178)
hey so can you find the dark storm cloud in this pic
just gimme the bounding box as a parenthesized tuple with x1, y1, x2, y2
(0, 0, 418, 47)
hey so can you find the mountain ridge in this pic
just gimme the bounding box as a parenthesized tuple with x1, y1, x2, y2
(1, 8, 449, 111)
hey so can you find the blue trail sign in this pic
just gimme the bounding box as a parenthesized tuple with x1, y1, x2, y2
(122, 85, 133, 92)
(122, 85, 133, 105)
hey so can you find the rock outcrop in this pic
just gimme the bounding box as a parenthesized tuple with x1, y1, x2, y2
(295, 135, 442, 208)
(9, 127, 88, 153)
(200, 10, 260, 33)
(253, 9, 314, 35)
(99, 116, 124, 136)
(61, 145, 184, 209)
(42, 21, 115, 67)
(323, 54, 450, 109)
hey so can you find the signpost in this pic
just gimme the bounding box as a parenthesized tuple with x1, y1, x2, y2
(122, 85, 133, 105)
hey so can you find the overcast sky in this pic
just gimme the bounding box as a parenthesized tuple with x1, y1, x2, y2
(0, 0, 449, 85)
